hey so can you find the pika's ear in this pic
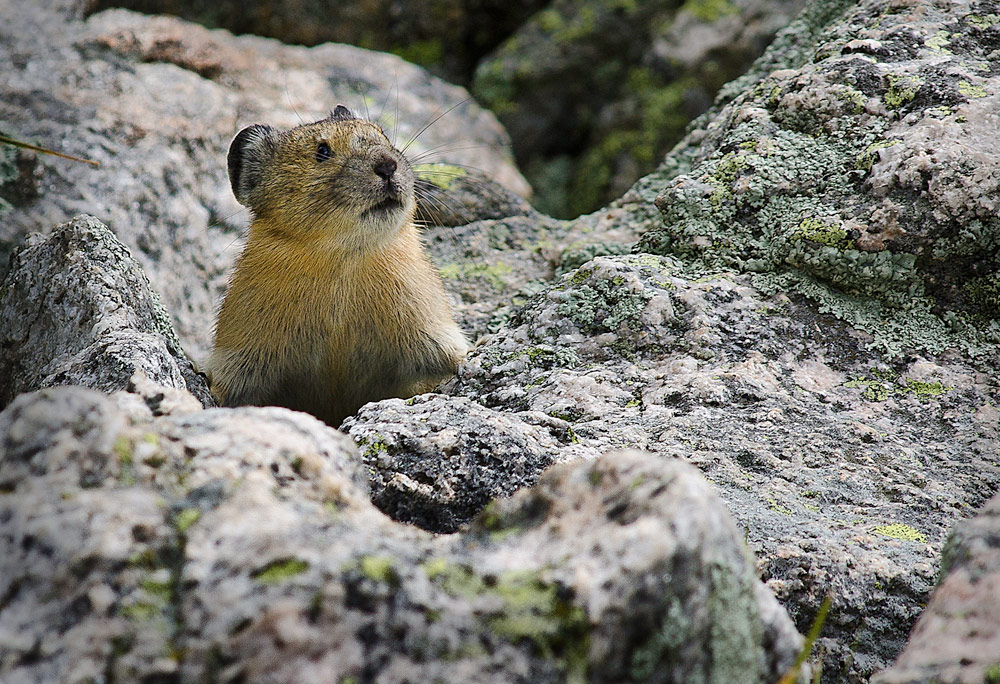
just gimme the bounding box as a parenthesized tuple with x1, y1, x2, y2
(329, 104, 356, 121)
(228, 124, 278, 206)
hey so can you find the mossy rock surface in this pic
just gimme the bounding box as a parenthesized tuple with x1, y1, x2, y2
(638, 0, 1000, 357)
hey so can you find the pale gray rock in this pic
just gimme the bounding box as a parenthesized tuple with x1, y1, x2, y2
(450, 254, 1000, 683)
(638, 0, 1000, 358)
(343, 393, 597, 532)
(0, 387, 804, 684)
(0, 214, 211, 408)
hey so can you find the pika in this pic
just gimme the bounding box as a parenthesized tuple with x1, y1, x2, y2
(207, 105, 469, 426)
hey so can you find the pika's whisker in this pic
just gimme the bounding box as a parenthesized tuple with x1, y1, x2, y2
(400, 97, 472, 156)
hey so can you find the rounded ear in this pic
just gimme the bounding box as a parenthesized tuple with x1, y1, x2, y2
(228, 124, 278, 206)
(329, 104, 356, 121)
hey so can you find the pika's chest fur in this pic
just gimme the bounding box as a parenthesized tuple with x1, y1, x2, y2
(210, 223, 466, 425)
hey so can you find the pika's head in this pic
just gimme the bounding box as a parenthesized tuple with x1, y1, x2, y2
(228, 105, 415, 247)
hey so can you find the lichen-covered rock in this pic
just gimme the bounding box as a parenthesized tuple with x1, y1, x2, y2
(874, 492, 1000, 684)
(0, 387, 804, 684)
(0, 215, 211, 408)
(472, 0, 806, 216)
(414, 165, 538, 228)
(0, 1, 528, 363)
(343, 394, 596, 532)
(422, 207, 656, 342)
(638, 0, 1000, 357)
(451, 254, 1000, 682)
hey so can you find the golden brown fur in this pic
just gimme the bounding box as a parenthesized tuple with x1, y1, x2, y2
(208, 108, 468, 426)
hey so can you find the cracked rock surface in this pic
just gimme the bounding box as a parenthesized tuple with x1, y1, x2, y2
(0, 387, 802, 684)
(0, 215, 211, 408)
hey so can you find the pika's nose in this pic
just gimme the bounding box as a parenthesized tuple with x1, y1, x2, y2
(374, 157, 397, 181)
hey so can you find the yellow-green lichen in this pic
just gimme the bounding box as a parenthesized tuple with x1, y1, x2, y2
(873, 523, 926, 543)
(925, 31, 952, 55)
(969, 13, 1000, 28)
(140, 577, 172, 602)
(359, 555, 398, 583)
(438, 261, 513, 290)
(413, 162, 467, 190)
(119, 601, 161, 621)
(958, 80, 988, 98)
(360, 438, 389, 460)
(252, 557, 310, 583)
(884, 74, 923, 108)
(681, 0, 739, 22)
(173, 508, 200, 534)
(793, 217, 855, 250)
(845, 369, 952, 402)
(423, 558, 590, 680)
(855, 139, 900, 171)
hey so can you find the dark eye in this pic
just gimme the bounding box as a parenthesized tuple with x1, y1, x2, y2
(315, 142, 331, 162)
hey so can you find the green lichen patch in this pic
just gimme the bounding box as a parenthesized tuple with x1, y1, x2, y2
(438, 261, 513, 291)
(631, 563, 763, 682)
(964, 274, 1000, 318)
(793, 217, 855, 250)
(968, 13, 1000, 28)
(855, 140, 900, 171)
(957, 80, 987, 98)
(681, 0, 739, 22)
(844, 369, 952, 402)
(413, 162, 467, 190)
(251, 557, 310, 583)
(424, 561, 590, 681)
(884, 73, 923, 109)
(925, 30, 952, 55)
(872, 523, 927, 543)
(172, 508, 200, 534)
(357, 437, 389, 460)
(119, 601, 161, 621)
(557, 266, 653, 335)
(358, 555, 398, 584)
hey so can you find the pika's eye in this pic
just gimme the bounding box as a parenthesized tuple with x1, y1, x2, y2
(315, 142, 331, 162)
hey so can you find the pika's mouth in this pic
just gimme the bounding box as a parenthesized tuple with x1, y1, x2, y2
(364, 195, 404, 217)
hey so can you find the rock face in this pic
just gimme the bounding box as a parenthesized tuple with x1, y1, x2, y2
(874, 492, 1000, 684)
(0, 215, 211, 408)
(441, 252, 999, 683)
(472, 0, 807, 216)
(82, 0, 808, 218)
(638, 0, 1000, 357)
(343, 394, 597, 533)
(0, 0, 528, 364)
(0, 387, 803, 684)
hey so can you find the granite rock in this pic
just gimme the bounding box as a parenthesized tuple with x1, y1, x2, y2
(0, 387, 803, 684)
(0, 214, 211, 408)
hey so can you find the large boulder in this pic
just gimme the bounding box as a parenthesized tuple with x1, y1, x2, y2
(447, 253, 999, 683)
(637, 0, 1000, 357)
(0, 215, 211, 408)
(0, 386, 804, 684)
